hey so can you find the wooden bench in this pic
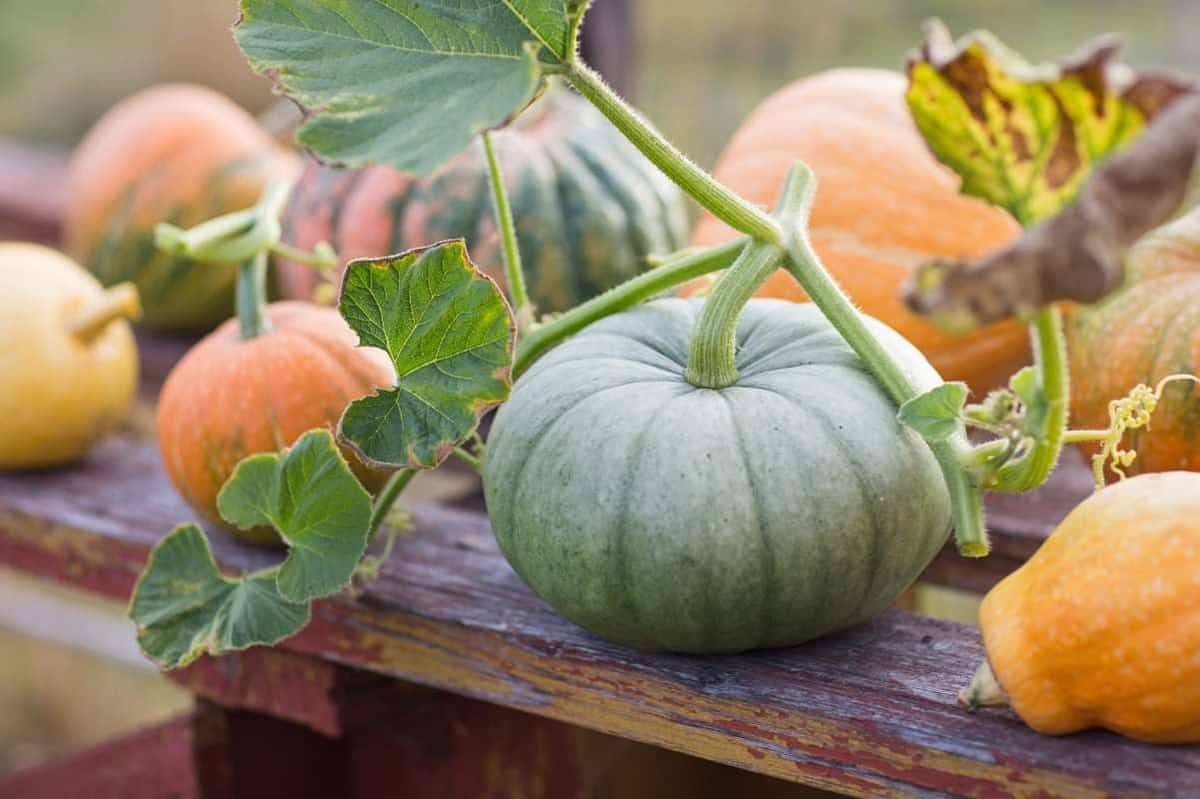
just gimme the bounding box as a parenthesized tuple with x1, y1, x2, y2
(2, 151, 1198, 798)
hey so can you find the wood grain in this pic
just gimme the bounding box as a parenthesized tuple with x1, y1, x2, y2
(1, 434, 1196, 798)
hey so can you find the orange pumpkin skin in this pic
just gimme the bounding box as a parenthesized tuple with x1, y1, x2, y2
(979, 472, 1200, 742)
(65, 84, 300, 330)
(689, 68, 1029, 393)
(156, 302, 393, 544)
(1068, 210, 1200, 474)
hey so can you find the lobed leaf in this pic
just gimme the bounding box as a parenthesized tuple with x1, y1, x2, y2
(218, 429, 373, 602)
(129, 525, 309, 669)
(338, 240, 516, 470)
(898, 382, 970, 442)
(236, 0, 574, 174)
(906, 20, 1192, 226)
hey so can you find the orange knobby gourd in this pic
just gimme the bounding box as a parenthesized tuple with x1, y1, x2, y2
(963, 472, 1200, 742)
(1068, 208, 1200, 474)
(65, 84, 300, 330)
(689, 69, 1029, 393)
(157, 302, 393, 544)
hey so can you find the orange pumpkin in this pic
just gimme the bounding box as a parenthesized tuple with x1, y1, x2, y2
(1068, 208, 1200, 474)
(689, 69, 1029, 393)
(65, 84, 300, 330)
(964, 471, 1200, 742)
(157, 302, 393, 544)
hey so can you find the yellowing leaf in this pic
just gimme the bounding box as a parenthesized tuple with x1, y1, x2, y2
(906, 20, 1192, 225)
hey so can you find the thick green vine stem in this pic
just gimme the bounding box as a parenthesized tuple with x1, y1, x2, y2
(779, 182, 987, 556)
(566, 62, 782, 246)
(481, 130, 533, 332)
(152, 178, 340, 342)
(685, 163, 817, 388)
(236, 251, 271, 340)
(563, 56, 991, 555)
(994, 307, 1068, 492)
(513, 238, 745, 378)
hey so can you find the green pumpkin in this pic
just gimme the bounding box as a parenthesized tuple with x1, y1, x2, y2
(277, 85, 690, 313)
(484, 298, 953, 653)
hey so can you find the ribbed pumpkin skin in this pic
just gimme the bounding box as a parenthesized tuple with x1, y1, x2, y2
(689, 69, 1029, 394)
(65, 84, 300, 330)
(277, 87, 689, 314)
(979, 472, 1200, 742)
(157, 302, 393, 544)
(484, 298, 952, 653)
(1068, 210, 1200, 474)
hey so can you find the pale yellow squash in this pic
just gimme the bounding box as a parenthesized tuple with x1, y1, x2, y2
(0, 243, 140, 469)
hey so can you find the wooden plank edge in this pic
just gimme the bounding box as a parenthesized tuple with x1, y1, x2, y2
(2, 501, 1193, 798)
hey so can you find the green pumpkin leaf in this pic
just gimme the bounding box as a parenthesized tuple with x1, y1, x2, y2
(338, 240, 516, 470)
(217, 429, 373, 602)
(236, 0, 574, 175)
(906, 20, 1192, 225)
(897, 382, 970, 441)
(129, 525, 310, 669)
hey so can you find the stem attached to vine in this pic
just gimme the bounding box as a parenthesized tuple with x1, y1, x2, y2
(994, 306, 1068, 493)
(565, 55, 990, 555)
(236, 251, 271, 340)
(566, 62, 782, 246)
(685, 163, 816, 388)
(482, 130, 534, 332)
(513, 238, 745, 378)
(782, 198, 987, 555)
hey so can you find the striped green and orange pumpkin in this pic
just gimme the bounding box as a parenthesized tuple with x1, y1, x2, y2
(65, 84, 300, 330)
(277, 85, 689, 314)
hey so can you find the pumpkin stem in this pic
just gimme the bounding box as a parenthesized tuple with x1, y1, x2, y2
(66, 282, 142, 344)
(685, 164, 815, 389)
(512, 239, 744, 379)
(567, 60, 990, 554)
(236, 252, 271, 340)
(958, 661, 1010, 710)
(481, 130, 534, 333)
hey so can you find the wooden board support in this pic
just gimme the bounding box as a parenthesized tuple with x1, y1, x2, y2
(2, 434, 1197, 798)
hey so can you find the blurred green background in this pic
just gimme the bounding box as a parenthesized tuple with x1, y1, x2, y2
(2, 0, 1197, 166)
(0, 0, 1195, 785)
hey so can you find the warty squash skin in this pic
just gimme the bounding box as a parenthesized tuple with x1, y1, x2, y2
(1068, 209, 1200, 474)
(483, 298, 953, 653)
(65, 84, 300, 330)
(156, 302, 393, 544)
(0, 244, 139, 469)
(277, 86, 689, 314)
(970, 472, 1200, 742)
(689, 69, 1029, 394)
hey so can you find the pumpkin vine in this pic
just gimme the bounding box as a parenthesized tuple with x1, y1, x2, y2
(132, 4, 1200, 667)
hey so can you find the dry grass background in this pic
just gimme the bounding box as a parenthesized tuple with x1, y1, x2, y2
(0, 0, 1196, 786)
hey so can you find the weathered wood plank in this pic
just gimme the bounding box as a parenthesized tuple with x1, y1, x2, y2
(1, 434, 1196, 798)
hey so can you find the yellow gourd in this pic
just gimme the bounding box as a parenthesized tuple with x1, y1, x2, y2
(962, 472, 1200, 742)
(0, 243, 141, 469)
